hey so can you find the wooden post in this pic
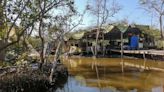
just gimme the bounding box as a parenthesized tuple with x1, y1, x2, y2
(121, 32, 124, 73)
(143, 52, 146, 70)
(121, 32, 123, 58)
(102, 33, 105, 56)
(143, 52, 146, 60)
(86, 36, 88, 54)
(121, 59, 124, 73)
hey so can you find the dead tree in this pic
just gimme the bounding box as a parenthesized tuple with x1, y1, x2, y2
(140, 0, 164, 39)
(88, 0, 121, 57)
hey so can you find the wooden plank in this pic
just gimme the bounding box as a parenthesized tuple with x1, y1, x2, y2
(111, 49, 164, 56)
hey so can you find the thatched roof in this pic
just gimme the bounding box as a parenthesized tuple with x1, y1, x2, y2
(123, 25, 161, 39)
(67, 24, 159, 41)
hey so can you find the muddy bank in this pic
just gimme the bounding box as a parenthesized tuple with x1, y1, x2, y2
(0, 63, 68, 92)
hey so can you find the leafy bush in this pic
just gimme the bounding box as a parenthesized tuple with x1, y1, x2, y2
(155, 39, 164, 49)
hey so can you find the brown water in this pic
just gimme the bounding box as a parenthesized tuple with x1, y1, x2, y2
(55, 57, 164, 92)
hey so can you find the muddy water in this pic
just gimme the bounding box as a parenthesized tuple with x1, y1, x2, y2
(55, 57, 164, 92)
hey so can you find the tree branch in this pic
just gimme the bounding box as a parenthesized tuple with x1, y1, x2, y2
(6, 0, 29, 40)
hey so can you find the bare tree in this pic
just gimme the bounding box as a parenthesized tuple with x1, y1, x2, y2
(140, 0, 164, 39)
(49, 5, 87, 83)
(88, 0, 121, 57)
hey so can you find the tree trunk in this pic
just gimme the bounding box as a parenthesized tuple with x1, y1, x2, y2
(95, 28, 100, 57)
(0, 0, 5, 60)
(0, 0, 3, 27)
(24, 39, 40, 56)
(39, 38, 44, 69)
(43, 42, 49, 63)
(0, 0, 7, 60)
(94, 0, 100, 58)
(38, 19, 45, 69)
(49, 41, 62, 83)
(159, 15, 164, 39)
(0, 40, 5, 61)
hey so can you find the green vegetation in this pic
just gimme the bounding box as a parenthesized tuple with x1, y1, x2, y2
(0, 0, 164, 91)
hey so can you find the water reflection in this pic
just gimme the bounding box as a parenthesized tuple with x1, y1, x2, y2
(152, 86, 164, 92)
(60, 57, 164, 92)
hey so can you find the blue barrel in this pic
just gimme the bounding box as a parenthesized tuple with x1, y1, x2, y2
(130, 35, 139, 50)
